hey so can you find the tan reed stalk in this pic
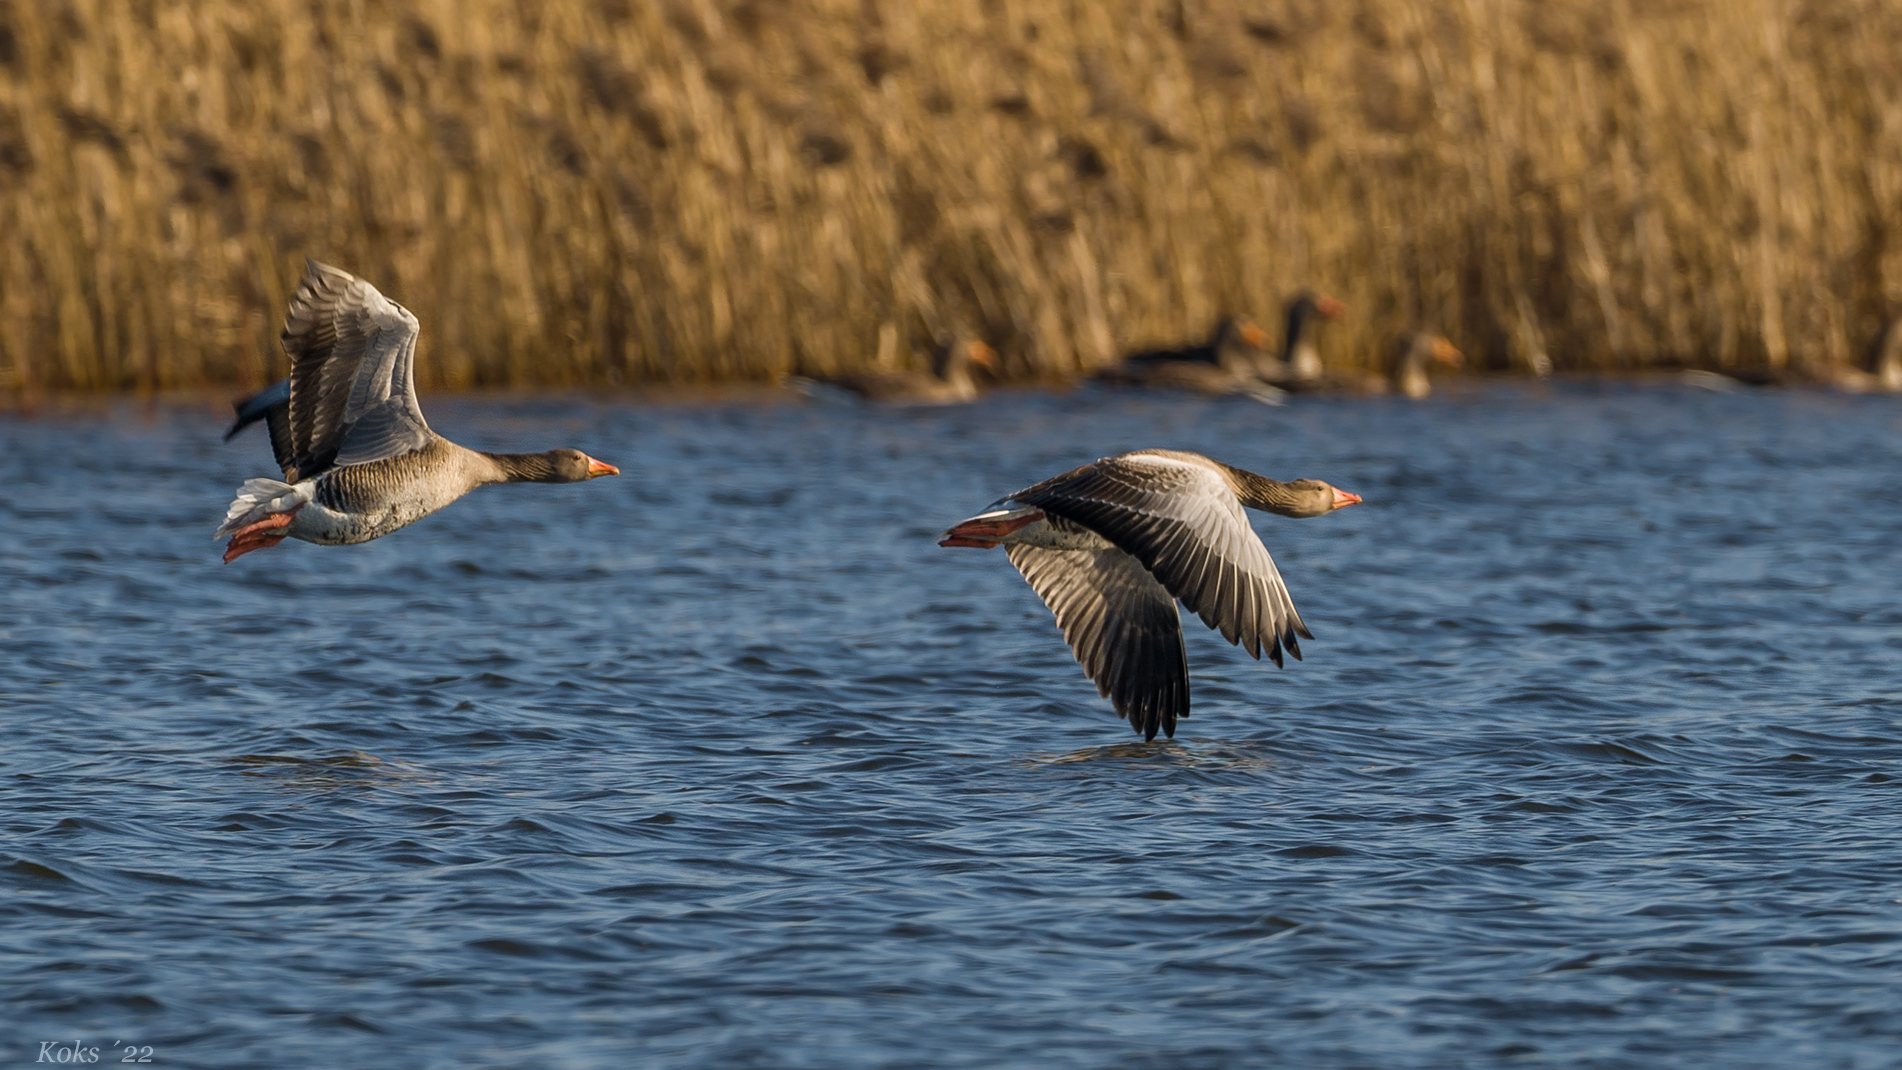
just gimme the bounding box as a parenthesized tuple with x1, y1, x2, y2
(1, 0, 1900, 391)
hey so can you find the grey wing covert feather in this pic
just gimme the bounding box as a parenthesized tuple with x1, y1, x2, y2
(1006, 542, 1190, 741)
(282, 259, 431, 478)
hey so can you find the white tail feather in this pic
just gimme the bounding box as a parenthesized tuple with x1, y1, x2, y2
(214, 478, 314, 538)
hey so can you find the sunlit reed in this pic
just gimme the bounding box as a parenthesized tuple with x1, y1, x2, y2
(1, 0, 1897, 390)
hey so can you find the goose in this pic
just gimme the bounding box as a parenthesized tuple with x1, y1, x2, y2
(1870, 319, 1902, 391)
(1267, 291, 1346, 384)
(1678, 369, 1745, 392)
(1694, 320, 1902, 392)
(802, 337, 998, 404)
(1833, 319, 1902, 393)
(1282, 332, 1464, 397)
(940, 449, 1360, 739)
(216, 260, 619, 563)
(1117, 316, 1273, 374)
(1095, 317, 1285, 403)
(1387, 333, 1464, 399)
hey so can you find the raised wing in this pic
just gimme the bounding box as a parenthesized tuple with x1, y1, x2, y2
(1012, 452, 1309, 665)
(1006, 541, 1189, 741)
(282, 260, 430, 479)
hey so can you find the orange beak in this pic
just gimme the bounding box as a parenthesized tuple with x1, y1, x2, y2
(967, 340, 999, 369)
(586, 457, 620, 478)
(1238, 320, 1271, 348)
(1331, 487, 1362, 509)
(1316, 294, 1347, 319)
(1432, 337, 1465, 366)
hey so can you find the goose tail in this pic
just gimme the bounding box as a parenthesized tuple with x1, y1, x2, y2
(214, 478, 314, 539)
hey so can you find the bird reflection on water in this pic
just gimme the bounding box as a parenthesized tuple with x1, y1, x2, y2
(228, 751, 435, 791)
(1025, 738, 1281, 772)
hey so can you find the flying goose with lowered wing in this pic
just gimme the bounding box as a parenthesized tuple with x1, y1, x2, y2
(940, 449, 1360, 740)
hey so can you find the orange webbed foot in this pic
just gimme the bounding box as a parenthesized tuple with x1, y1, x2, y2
(222, 510, 298, 563)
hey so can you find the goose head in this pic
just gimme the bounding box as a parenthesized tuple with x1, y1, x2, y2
(933, 337, 999, 382)
(1242, 477, 1362, 518)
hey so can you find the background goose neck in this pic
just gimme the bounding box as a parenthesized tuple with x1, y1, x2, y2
(1868, 320, 1902, 379)
(931, 340, 976, 386)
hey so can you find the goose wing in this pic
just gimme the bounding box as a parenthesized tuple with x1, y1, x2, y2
(282, 259, 431, 479)
(1011, 451, 1309, 665)
(224, 378, 302, 481)
(1006, 541, 1189, 741)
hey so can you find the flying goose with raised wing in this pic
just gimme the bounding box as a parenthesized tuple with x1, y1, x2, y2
(940, 449, 1359, 740)
(217, 260, 618, 562)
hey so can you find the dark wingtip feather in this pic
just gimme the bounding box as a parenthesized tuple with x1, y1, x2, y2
(223, 379, 290, 441)
(1285, 631, 1303, 661)
(1268, 635, 1284, 669)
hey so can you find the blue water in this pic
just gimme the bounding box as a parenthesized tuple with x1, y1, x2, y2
(4, 383, 1902, 1069)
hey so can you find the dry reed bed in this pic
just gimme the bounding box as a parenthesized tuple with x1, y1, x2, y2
(1, 0, 1899, 390)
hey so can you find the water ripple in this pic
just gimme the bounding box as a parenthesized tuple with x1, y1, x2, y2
(4, 386, 1902, 1067)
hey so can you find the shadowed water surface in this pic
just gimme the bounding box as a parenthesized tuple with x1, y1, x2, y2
(4, 384, 1902, 1068)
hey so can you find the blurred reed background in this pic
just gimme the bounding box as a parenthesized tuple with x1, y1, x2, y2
(1, 0, 1899, 391)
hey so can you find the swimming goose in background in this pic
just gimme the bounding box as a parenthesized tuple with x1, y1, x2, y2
(802, 336, 998, 404)
(1678, 369, 1745, 392)
(940, 450, 1360, 740)
(1387, 333, 1464, 399)
(1279, 332, 1464, 397)
(1095, 317, 1286, 403)
(1837, 319, 1902, 393)
(1693, 319, 1902, 392)
(1267, 291, 1346, 384)
(1117, 316, 1273, 373)
(217, 259, 618, 562)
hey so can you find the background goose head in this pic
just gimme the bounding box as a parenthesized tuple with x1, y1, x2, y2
(488, 449, 621, 483)
(931, 337, 999, 383)
(1391, 333, 1464, 398)
(1211, 316, 1273, 371)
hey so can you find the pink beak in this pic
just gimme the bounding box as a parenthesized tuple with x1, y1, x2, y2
(586, 457, 620, 478)
(1332, 487, 1362, 509)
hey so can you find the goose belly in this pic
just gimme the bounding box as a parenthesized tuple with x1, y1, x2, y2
(291, 474, 475, 545)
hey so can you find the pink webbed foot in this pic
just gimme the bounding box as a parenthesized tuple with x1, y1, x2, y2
(937, 509, 1045, 548)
